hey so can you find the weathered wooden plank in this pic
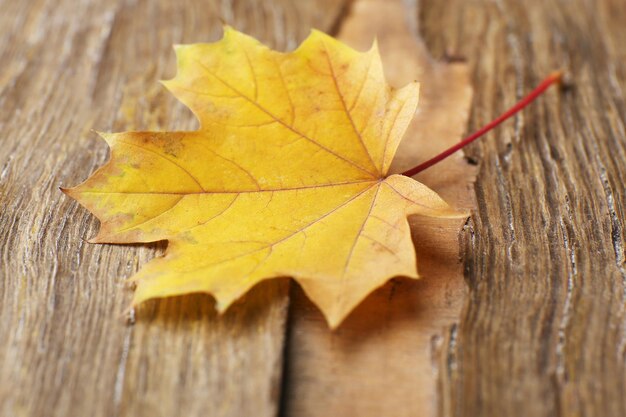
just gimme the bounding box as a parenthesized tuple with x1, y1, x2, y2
(281, 1, 475, 416)
(418, 0, 626, 416)
(5, 0, 625, 415)
(0, 1, 346, 416)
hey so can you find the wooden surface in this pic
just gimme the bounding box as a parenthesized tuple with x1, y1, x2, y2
(1, 1, 626, 417)
(0, 1, 345, 417)
(422, 1, 626, 416)
(283, 1, 474, 417)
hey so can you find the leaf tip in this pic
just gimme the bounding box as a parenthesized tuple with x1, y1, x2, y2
(215, 299, 231, 314)
(60, 185, 83, 200)
(86, 223, 116, 243)
(325, 307, 354, 330)
(91, 130, 116, 146)
(308, 28, 332, 43)
(327, 318, 342, 331)
(369, 36, 379, 53)
(159, 78, 175, 91)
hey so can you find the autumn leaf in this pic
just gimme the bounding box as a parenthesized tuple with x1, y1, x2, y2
(63, 27, 465, 328)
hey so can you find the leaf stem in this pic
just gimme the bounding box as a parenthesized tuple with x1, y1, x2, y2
(401, 70, 564, 177)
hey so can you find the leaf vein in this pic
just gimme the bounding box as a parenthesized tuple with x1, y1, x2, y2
(341, 183, 381, 277)
(321, 41, 379, 174)
(190, 57, 378, 178)
(178, 184, 377, 271)
(80, 180, 376, 195)
(118, 140, 205, 191)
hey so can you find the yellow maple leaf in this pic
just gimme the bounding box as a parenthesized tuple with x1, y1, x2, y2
(63, 27, 464, 328)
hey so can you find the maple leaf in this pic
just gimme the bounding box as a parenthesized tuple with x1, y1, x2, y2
(63, 27, 464, 328)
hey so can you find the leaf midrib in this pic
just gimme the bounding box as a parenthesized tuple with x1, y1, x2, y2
(80, 179, 380, 195)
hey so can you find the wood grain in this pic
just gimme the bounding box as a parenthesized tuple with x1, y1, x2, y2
(3, 0, 626, 416)
(418, 0, 626, 416)
(0, 1, 346, 416)
(281, 1, 475, 416)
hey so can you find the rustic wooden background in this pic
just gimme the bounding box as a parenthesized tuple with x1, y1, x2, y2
(1, 0, 625, 416)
